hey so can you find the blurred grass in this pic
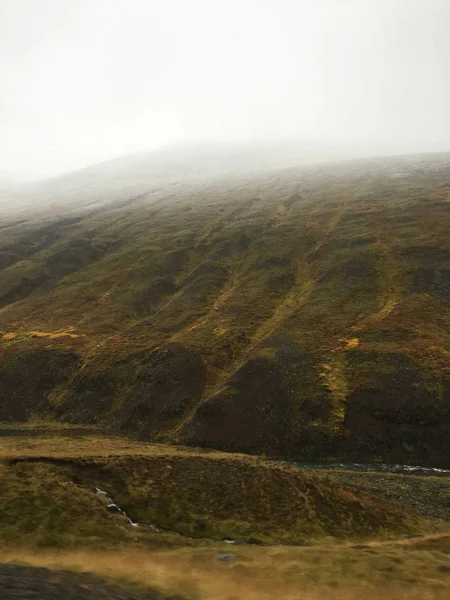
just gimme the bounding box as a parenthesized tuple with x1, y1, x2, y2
(3, 536, 450, 600)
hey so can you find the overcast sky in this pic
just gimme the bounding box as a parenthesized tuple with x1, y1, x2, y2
(1, 0, 450, 178)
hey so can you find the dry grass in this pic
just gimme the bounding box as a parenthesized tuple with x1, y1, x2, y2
(2, 537, 450, 600)
(0, 434, 425, 546)
(0, 433, 231, 460)
(0, 433, 448, 597)
(2, 332, 16, 340)
(27, 330, 83, 339)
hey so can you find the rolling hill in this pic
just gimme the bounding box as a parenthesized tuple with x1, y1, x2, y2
(1, 148, 450, 466)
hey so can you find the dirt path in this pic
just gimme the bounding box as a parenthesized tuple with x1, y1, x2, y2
(0, 564, 177, 600)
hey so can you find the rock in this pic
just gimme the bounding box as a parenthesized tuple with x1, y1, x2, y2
(216, 553, 238, 562)
(106, 503, 123, 513)
(0, 564, 163, 599)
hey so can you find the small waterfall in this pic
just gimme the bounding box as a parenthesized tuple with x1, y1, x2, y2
(94, 486, 159, 531)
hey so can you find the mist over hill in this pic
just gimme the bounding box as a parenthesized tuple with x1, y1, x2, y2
(1, 148, 450, 467)
(0, 141, 408, 219)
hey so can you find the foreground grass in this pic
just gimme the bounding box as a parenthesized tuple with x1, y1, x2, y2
(3, 537, 450, 600)
(0, 429, 221, 459)
(0, 432, 448, 597)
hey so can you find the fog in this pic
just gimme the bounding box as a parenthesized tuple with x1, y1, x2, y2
(1, 0, 450, 179)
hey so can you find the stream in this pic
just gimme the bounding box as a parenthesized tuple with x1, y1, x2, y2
(93, 459, 450, 545)
(280, 461, 450, 477)
(95, 486, 159, 532)
(3, 428, 448, 477)
(94, 486, 255, 545)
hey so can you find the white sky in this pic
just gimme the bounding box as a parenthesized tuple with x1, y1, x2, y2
(1, 0, 450, 178)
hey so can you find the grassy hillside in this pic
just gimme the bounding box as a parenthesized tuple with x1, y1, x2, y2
(1, 152, 450, 465)
(0, 432, 448, 600)
(0, 434, 424, 547)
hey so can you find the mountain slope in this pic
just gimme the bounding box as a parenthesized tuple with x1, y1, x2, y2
(1, 152, 450, 466)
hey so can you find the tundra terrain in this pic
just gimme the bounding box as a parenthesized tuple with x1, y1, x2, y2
(1, 151, 450, 466)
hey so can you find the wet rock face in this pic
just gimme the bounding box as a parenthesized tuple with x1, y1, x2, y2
(0, 348, 79, 421)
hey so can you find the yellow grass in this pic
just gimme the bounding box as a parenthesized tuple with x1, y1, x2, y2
(28, 330, 83, 339)
(3, 537, 450, 600)
(2, 332, 16, 340)
(0, 434, 250, 461)
(342, 337, 360, 349)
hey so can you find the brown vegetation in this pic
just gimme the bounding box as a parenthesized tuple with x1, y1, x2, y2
(1, 154, 450, 465)
(3, 537, 450, 600)
(0, 435, 424, 546)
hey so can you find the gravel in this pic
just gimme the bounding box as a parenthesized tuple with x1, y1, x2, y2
(0, 564, 182, 600)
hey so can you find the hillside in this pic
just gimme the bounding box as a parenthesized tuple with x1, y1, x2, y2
(0, 430, 448, 600)
(0, 433, 421, 546)
(1, 151, 450, 466)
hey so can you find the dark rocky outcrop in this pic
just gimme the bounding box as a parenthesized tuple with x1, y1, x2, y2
(343, 352, 450, 467)
(0, 347, 79, 421)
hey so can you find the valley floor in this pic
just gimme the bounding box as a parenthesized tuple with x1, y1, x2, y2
(0, 426, 449, 600)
